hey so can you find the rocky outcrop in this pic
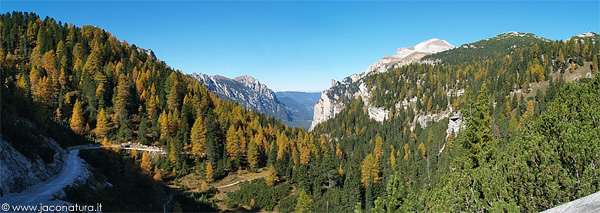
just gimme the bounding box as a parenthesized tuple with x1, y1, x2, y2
(136, 47, 157, 61)
(234, 75, 277, 100)
(311, 91, 345, 128)
(0, 122, 67, 193)
(189, 73, 293, 123)
(310, 39, 454, 131)
(447, 114, 463, 136)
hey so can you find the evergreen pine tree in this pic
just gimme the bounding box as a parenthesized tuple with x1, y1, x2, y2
(461, 83, 493, 168)
(295, 189, 313, 213)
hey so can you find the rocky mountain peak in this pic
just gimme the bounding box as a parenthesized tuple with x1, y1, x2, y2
(135, 47, 157, 61)
(234, 75, 258, 83)
(234, 75, 275, 100)
(189, 72, 291, 122)
(363, 39, 454, 78)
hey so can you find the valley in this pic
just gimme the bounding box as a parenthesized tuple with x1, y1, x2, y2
(1, 10, 599, 213)
(189, 73, 320, 130)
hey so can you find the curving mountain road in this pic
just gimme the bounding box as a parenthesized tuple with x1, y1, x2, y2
(2, 149, 86, 207)
(1, 144, 163, 209)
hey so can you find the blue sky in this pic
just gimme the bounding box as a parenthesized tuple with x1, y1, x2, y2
(2, 1, 599, 91)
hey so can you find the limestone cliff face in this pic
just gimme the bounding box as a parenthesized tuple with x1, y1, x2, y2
(311, 91, 344, 129)
(309, 39, 454, 131)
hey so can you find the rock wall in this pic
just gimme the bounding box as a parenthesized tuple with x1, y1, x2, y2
(0, 133, 67, 193)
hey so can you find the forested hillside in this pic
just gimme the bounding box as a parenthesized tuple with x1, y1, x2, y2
(1, 11, 309, 210)
(311, 31, 599, 211)
(2, 11, 599, 212)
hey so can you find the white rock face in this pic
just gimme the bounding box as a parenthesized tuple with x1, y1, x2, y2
(447, 114, 463, 136)
(311, 92, 345, 128)
(368, 106, 389, 122)
(0, 122, 67, 193)
(310, 39, 454, 131)
(362, 38, 454, 78)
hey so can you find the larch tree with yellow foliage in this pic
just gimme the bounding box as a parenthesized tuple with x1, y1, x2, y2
(505, 100, 511, 117)
(205, 162, 214, 183)
(403, 143, 411, 160)
(70, 100, 85, 135)
(336, 143, 343, 161)
(114, 73, 130, 123)
(102, 137, 111, 149)
(131, 148, 138, 160)
(153, 166, 163, 182)
(190, 116, 207, 157)
(520, 100, 536, 123)
(96, 108, 109, 138)
(374, 134, 384, 160)
(247, 139, 259, 169)
(276, 131, 288, 160)
(361, 153, 381, 187)
(266, 165, 278, 186)
(169, 141, 177, 164)
(236, 127, 247, 155)
(141, 151, 152, 172)
(419, 142, 427, 160)
(159, 110, 168, 140)
(390, 145, 396, 167)
(298, 132, 311, 165)
(226, 125, 239, 160)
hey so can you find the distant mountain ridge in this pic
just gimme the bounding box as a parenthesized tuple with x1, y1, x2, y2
(189, 73, 291, 120)
(275, 91, 321, 129)
(189, 73, 319, 129)
(424, 31, 552, 65)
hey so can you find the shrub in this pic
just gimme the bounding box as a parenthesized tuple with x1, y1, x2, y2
(277, 195, 298, 212)
(224, 178, 291, 211)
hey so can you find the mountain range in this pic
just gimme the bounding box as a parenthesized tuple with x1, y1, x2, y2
(2, 11, 600, 213)
(188, 73, 319, 129)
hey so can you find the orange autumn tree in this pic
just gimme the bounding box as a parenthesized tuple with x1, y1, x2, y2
(361, 154, 381, 187)
(96, 108, 109, 138)
(70, 100, 85, 134)
(266, 165, 279, 186)
(190, 116, 207, 157)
